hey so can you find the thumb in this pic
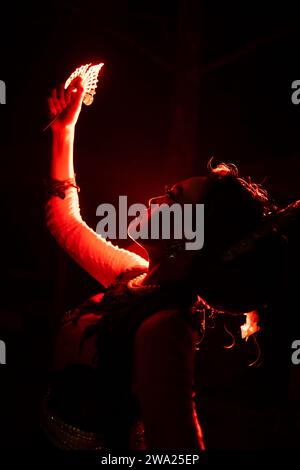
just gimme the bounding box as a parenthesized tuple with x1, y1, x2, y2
(66, 76, 85, 106)
(72, 77, 85, 106)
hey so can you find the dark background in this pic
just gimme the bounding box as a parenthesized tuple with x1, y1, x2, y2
(0, 0, 300, 453)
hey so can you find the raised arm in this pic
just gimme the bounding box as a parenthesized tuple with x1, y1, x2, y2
(46, 78, 148, 288)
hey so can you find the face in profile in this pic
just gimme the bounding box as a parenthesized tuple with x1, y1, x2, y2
(128, 176, 207, 259)
(128, 169, 275, 314)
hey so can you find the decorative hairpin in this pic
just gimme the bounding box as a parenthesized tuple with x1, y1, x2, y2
(64, 62, 104, 106)
(43, 62, 104, 131)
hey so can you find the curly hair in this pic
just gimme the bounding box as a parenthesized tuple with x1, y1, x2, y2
(207, 158, 273, 211)
(201, 159, 275, 258)
(189, 159, 281, 313)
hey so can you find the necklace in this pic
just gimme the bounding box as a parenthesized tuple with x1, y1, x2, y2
(127, 272, 160, 294)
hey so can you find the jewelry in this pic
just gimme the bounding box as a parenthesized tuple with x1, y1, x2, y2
(41, 387, 105, 450)
(127, 272, 160, 294)
(45, 176, 80, 200)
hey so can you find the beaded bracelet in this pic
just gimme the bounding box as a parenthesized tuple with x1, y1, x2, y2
(45, 176, 80, 200)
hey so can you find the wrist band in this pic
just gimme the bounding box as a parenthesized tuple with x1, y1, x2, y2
(45, 176, 80, 200)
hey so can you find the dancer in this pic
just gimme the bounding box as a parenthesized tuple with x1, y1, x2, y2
(43, 77, 285, 450)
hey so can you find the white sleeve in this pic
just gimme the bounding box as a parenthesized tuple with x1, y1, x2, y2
(46, 187, 148, 288)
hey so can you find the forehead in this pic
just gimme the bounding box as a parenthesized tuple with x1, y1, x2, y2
(175, 176, 207, 203)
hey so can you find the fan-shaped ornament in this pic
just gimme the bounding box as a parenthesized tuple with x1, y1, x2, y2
(64, 63, 104, 106)
(43, 62, 104, 131)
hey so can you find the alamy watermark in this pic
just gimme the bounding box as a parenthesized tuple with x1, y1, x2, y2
(0, 340, 6, 364)
(291, 340, 300, 365)
(96, 197, 205, 250)
(291, 80, 300, 105)
(0, 80, 6, 104)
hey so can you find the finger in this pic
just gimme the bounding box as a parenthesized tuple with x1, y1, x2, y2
(67, 76, 84, 91)
(51, 88, 63, 114)
(65, 80, 76, 104)
(70, 78, 85, 108)
(66, 76, 82, 94)
(65, 85, 72, 105)
(65, 76, 83, 104)
(74, 76, 84, 88)
(47, 97, 57, 117)
(58, 83, 67, 109)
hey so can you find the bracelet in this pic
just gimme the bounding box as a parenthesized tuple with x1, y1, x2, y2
(45, 176, 80, 200)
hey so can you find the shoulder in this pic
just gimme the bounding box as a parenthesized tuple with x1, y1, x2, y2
(132, 309, 196, 396)
(134, 309, 195, 355)
(136, 309, 191, 332)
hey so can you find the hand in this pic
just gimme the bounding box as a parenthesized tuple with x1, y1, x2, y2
(47, 77, 85, 132)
